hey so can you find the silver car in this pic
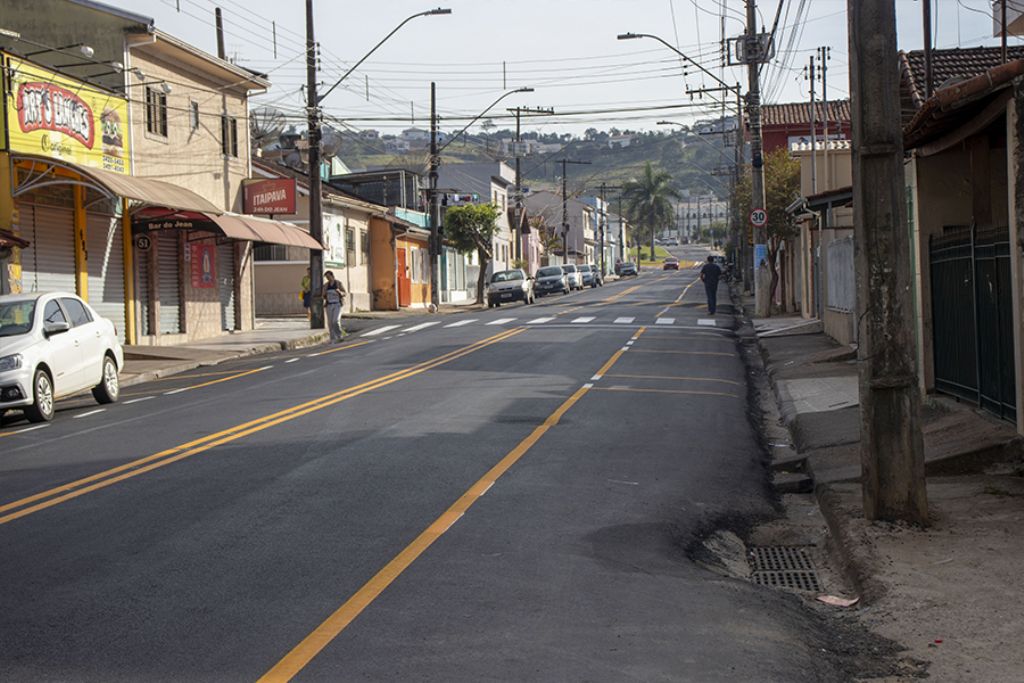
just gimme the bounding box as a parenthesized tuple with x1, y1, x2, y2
(0, 292, 124, 422)
(562, 263, 583, 290)
(487, 269, 534, 307)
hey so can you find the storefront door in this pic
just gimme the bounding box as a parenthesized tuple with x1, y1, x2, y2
(17, 202, 76, 295)
(397, 248, 411, 307)
(218, 242, 236, 331)
(86, 212, 126, 341)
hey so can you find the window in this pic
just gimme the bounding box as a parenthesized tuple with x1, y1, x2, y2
(189, 101, 200, 132)
(145, 87, 167, 137)
(253, 243, 289, 261)
(345, 226, 356, 264)
(43, 300, 67, 326)
(360, 229, 370, 262)
(221, 115, 238, 157)
(60, 298, 92, 327)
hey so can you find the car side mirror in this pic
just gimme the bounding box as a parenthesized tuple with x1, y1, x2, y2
(44, 321, 71, 337)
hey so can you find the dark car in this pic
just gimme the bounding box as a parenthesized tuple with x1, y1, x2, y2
(586, 263, 603, 287)
(578, 264, 597, 287)
(534, 266, 570, 297)
(663, 257, 679, 271)
(619, 262, 638, 277)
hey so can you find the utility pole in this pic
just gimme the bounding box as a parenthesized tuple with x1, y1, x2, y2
(848, 0, 928, 524)
(1002, 0, 1009, 63)
(305, 0, 324, 329)
(558, 159, 591, 263)
(215, 7, 225, 59)
(429, 82, 440, 310)
(509, 106, 554, 270)
(806, 54, 817, 195)
(818, 46, 831, 189)
(922, 0, 933, 98)
(745, 0, 769, 316)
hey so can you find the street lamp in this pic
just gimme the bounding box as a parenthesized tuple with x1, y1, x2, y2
(306, 6, 451, 329)
(617, 32, 734, 91)
(429, 86, 534, 309)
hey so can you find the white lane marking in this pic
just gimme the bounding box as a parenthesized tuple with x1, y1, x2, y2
(607, 479, 640, 486)
(591, 374, 603, 381)
(164, 388, 188, 395)
(402, 321, 441, 332)
(438, 511, 465, 534)
(361, 324, 401, 337)
(571, 316, 595, 324)
(621, 346, 630, 352)
(285, 358, 300, 364)
(383, 337, 393, 340)
(626, 341, 635, 346)
(444, 319, 477, 328)
(124, 396, 155, 405)
(698, 318, 717, 326)
(480, 482, 495, 496)
(487, 318, 516, 325)
(257, 366, 273, 371)
(613, 317, 635, 324)
(73, 409, 106, 419)
(13, 424, 50, 434)
(655, 317, 675, 325)
(527, 317, 556, 325)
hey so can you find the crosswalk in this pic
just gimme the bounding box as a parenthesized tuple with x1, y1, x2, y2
(361, 314, 717, 338)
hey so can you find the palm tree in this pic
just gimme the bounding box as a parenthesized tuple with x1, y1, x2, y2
(621, 162, 680, 264)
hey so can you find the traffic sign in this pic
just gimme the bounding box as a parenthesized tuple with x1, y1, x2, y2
(749, 208, 768, 227)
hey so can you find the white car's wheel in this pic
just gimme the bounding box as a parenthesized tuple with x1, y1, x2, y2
(92, 355, 120, 404)
(24, 368, 54, 423)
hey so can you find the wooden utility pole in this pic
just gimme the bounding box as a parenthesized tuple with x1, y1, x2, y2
(305, 0, 324, 329)
(745, 0, 768, 316)
(922, 0, 933, 98)
(429, 82, 440, 309)
(848, 0, 928, 524)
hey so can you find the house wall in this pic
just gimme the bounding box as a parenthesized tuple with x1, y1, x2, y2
(370, 217, 396, 310)
(396, 235, 430, 306)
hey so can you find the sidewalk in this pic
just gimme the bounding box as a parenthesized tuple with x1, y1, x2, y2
(739, 291, 1024, 681)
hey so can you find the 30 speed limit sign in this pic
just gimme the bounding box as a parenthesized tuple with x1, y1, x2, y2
(749, 208, 768, 227)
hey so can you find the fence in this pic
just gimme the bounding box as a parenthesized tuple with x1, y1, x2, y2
(826, 236, 855, 313)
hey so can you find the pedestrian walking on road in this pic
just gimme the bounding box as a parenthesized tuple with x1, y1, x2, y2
(323, 270, 347, 342)
(700, 255, 722, 315)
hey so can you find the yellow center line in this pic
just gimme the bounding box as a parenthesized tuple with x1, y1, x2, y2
(592, 386, 739, 398)
(0, 328, 524, 525)
(602, 373, 741, 386)
(601, 283, 642, 304)
(143, 369, 258, 383)
(655, 276, 701, 318)
(257, 326, 637, 683)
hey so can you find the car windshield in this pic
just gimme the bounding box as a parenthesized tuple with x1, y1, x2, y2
(563, 265, 577, 273)
(537, 267, 562, 277)
(491, 270, 523, 282)
(579, 265, 591, 272)
(0, 300, 37, 337)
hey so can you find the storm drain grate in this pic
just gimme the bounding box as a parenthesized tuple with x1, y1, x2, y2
(748, 546, 822, 593)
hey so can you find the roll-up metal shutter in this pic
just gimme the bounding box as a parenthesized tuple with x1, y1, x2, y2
(218, 241, 236, 331)
(157, 232, 181, 335)
(18, 202, 76, 294)
(86, 212, 126, 341)
(136, 243, 151, 337)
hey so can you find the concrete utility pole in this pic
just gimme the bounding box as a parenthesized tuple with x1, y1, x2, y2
(818, 46, 831, 189)
(848, 0, 928, 524)
(558, 159, 590, 263)
(305, 0, 324, 329)
(922, 0, 933, 98)
(807, 54, 817, 195)
(745, 0, 769, 316)
(509, 106, 554, 269)
(429, 81, 440, 309)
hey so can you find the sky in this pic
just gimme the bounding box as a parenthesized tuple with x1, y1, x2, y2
(121, 0, 1015, 137)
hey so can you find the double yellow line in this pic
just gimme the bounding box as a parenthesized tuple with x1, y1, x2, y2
(0, 328, 524, 527)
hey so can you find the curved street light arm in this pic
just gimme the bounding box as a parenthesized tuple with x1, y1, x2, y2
(319, 8, 451, 103)
(617, 32, 736, 93)
(437, 87, 533, 155)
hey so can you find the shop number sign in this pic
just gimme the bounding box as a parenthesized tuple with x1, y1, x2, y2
(135, 235, 151, 252)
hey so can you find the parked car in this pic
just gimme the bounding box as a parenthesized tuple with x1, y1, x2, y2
(663, 257, 680, 271)
(562, 263, 583, 290)
(0, 292, 124, 423)
(534, 266, 570, 296)
(618, 262, 638, 277)
(487, 269, 534, 307)
(586, 263, 604, 287)
(578, 264, 596, 287)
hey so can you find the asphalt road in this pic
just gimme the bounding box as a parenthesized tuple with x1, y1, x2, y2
(0, 246, 854, 682)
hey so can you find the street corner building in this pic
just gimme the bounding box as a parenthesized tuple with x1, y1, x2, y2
(0, 0, 321, 345)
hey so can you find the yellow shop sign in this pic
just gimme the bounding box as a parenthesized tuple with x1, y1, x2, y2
(5, 56, 130, 174)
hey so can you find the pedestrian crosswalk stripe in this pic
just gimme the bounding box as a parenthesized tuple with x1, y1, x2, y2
(571, 316, 595, 324)
(402, 321, 441, 332)
(655, 317, 675, 325)
(362, 324, 401, 337)
(613, 317, 635, 324)
(527, 317, 556, 324)
(697, 319, 717, 326)
(487, 318, 517, 325)
(444, 319, 477, 328)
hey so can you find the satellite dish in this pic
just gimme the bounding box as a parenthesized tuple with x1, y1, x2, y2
(250, 107, 286, 149)
(320, 127, 344, 158)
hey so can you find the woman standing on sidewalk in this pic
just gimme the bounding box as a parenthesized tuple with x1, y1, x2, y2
(323, 271, 347, 342)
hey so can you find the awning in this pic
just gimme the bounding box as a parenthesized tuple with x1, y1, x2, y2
(134, 208, 322, 250)
(12, 154, 223, 214)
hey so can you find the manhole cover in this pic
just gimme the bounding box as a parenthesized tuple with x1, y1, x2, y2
(749, 546, 822, 593)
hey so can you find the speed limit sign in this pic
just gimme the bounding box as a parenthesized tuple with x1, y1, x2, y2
(749, 208, 768, 227)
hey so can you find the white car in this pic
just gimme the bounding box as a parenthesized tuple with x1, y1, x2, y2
(562, 263, 583, 290)
(0, 292, 124, 422)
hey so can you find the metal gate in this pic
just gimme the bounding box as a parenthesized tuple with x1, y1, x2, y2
(86, 212, 126, 341)
(157, 232, 181, 335)
(17, 202, 76, 294)
(218, 242, 236, 331)
(929, 226, 1016, 420)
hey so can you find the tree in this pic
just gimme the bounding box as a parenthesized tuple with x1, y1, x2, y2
(444, 203, 501, 304)
(621, 162, 680, 263)
(735, 148, 800, 313)
(530, 215, 562, 257)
